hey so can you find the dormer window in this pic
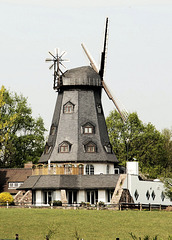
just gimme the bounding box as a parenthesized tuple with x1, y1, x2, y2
(59, 141, 71, 153)
(84, 141, 97, 153)
(104, 143, 112, 153)
(44, 143, 51, 154)
(63, 101, 74, 114)
(50, 124, 56, 135)
(82, 123, 94, 134)
(97, 104, 102, 114)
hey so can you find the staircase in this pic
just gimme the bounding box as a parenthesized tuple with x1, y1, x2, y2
(111, 174, 127, 204)
(14, 190, 32, 205)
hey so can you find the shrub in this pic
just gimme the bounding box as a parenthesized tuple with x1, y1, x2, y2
(49, 200, 62, 206)
(80, 202, 91, 207)
(0, 192, 14, 205)
(98, 201, 105, 207)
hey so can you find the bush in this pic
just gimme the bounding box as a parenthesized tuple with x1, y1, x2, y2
(50, 200, 62, 206)
(0, 192, 14, 205)
(80, 202, 91, 207)
(98, 201, 105, 207)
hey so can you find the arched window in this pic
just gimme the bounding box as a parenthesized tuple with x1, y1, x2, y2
(85, 142, 96, 153)
(63, 101, 74, 114)
(59, 141, 71, 153)
(85, 164, 94, 175)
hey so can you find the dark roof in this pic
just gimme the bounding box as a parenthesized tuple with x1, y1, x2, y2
(18, 174, 120, 190)
(0, 168, 32, 194)
(62, 66, 102, 87)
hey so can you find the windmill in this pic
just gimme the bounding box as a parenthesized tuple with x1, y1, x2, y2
(81, 18, 128, 122)
(45, 48, 69, 90)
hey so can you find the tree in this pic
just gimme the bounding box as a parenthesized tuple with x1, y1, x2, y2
(106, 110, 168, 178)
(161, 128, 172, 177)
(0, 192, 14, 205)
(163, 178, 172, 200)
(0, 86, 46, 168)
(0, 86, 17, 157)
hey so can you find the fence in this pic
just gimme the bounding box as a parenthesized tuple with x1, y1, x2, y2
(0, 201, 170, 211)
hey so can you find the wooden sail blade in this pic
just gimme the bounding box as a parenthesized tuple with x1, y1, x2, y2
(81, 43, 99, 73)
(99, 17, 109, 80)
(102, 81, 128, 122)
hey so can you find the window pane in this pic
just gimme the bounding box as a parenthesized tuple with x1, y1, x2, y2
(64, 103, 74, 113)
(87, 191, 90, 203)
(60, 143, 69, 153)
(107, 165, 109, 174)
(91, 191, 94, 204)
(90, 165, 94, 175)
(43, 192, 47, 204)
(86, 165, 89, 175)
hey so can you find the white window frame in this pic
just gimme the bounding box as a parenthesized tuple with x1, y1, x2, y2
(85, 142, 96, 153)
(59, 142, 71, 153)
(63, 102, 74, 114)
(8, 182, 23, 189)
(85, 164, 94, 175)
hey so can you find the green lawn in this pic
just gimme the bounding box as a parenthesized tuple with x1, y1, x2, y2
(0, 208, 172, 240)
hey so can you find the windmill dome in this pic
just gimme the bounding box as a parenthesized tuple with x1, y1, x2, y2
(62, 66, 102, 87)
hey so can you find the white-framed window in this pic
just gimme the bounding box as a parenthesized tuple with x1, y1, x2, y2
(86, 190, 98, 204)
(84, 142, 96, 153)
(82, 123, 94, 134)
(59, 141, 71, 153)
(63, 101, 74, 114)
(43, 191, 53, 204)
(8, 182, 23, 189)
(85, 164, 94, 175)
(107, 189, 114, 202)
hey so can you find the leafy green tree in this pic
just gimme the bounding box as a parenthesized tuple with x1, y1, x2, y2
(0, 86, 46, 168)
(0, 86, 17, 157)
(161, 128, 172, 177)
(106, 110, 167, 178)
(163, 178, 172, 200)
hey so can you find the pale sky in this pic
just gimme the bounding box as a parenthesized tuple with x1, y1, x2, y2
(0, 0, 172, 133)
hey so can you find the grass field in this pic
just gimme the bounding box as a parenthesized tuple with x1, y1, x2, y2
(0, 208, 172, 240)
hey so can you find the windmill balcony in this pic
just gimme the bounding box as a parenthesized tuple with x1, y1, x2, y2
(32, 163, 84, 176)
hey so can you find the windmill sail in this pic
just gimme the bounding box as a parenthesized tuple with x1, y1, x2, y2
(81, 17, 128, 122)
(99, 17, 108, 80)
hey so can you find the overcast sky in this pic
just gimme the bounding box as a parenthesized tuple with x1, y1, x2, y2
(0, 0, 172, 133)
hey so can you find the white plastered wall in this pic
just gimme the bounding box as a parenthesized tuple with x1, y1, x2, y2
(83, 163, 115, 175)
(123, 174, 171, 205)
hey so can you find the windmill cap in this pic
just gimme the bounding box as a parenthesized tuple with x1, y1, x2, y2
(62, 66, 102, 87)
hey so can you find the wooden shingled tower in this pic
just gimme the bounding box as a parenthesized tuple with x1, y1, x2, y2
(39, 18, 119, 169)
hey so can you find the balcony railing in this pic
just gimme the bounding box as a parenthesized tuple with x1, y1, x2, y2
(32, 163, 84, 175)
